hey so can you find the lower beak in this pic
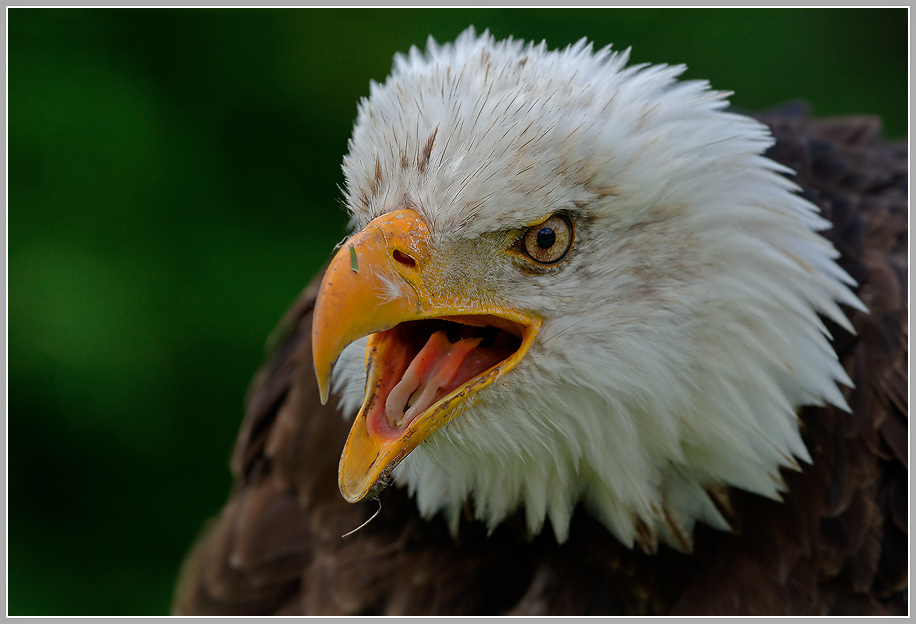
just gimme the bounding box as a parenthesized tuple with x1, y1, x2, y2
(312, 209, 541, 502)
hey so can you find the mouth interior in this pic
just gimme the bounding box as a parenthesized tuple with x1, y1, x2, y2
(365, 317, 524, 438)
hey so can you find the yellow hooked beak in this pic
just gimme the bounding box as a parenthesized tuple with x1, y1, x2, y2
(312, 209, 541, 502)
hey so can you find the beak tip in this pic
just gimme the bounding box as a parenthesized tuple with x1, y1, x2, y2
(313, 356, 331, 404)
(317, 378, 330, 405)
(338, 469, 370, 503)
(339, 488, 363, 504)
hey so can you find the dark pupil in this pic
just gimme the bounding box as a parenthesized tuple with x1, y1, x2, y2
(536, 227, 556, 249)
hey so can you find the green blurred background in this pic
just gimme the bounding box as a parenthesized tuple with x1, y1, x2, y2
(8, 7, 907, 615)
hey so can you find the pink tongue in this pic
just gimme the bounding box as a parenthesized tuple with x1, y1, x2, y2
(386, 330, 482, 430)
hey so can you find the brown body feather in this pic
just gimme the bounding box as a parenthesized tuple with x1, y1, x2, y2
(173, 109, 908, 616)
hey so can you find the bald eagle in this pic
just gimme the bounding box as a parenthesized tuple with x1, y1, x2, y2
(174, 29, 907, 615)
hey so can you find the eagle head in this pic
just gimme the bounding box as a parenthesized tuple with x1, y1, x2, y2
(310, 28, 860, 553)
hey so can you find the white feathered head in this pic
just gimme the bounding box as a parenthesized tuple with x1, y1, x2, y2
(311, 28, 860, 553)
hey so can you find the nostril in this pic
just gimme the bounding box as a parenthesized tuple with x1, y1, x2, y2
(392, 249, 417, 268)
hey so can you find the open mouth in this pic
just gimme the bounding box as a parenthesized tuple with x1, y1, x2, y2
(364, 316, 525, 438)
(309, 207, 546, 502)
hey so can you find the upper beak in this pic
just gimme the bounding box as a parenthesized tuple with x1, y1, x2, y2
(312, 209, 541, 502)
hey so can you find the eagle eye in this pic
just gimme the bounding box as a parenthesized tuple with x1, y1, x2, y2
(521, 214, 573, 264)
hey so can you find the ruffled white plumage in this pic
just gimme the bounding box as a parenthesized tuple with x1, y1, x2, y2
(332, 28, 861, 552)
